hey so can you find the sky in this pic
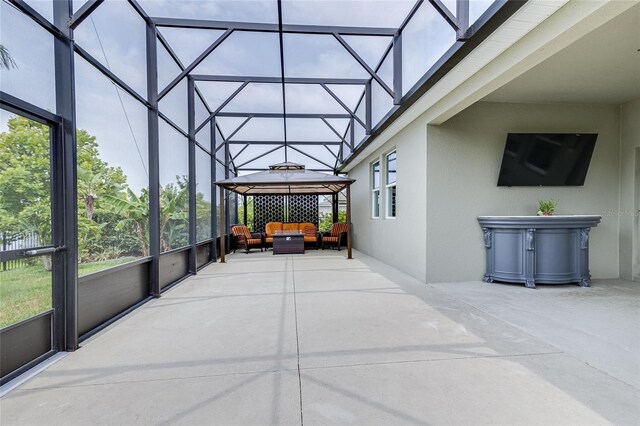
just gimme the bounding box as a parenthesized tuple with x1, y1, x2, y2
(1, 0, 495, 191)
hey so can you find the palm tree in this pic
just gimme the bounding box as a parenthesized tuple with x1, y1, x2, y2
(104, 183, 189, 254)
(0, 44, 17, 70)
(104, 188, 150, 257)
(159, 183, 189, 251)
(77, 165, 122, 220)
(106, 183, 189, 254)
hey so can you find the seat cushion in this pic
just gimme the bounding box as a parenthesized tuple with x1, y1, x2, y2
(283, 223, 299, 232)
(302, 225, 317, 242)
(265, 237, 273, 243)
(246, 238, 262, 245)
(323, 236, 339, 243)
(265, 222, 283, 236)
(299, 222, 315, 232)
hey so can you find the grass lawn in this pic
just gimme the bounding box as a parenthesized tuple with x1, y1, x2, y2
(0, 257, 136, 328)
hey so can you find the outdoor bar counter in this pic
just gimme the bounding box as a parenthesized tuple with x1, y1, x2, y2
(477, 215, 601, 289)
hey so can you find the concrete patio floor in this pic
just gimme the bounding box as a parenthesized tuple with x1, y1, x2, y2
(1, 250, 639, 425)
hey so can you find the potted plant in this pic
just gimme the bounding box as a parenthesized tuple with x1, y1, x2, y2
(537, 199, 558, 216)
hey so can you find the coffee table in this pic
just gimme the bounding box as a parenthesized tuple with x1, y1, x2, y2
(272, 231, 304, 255)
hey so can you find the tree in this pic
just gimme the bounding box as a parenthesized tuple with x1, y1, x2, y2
(237, 196, 254, 230)
(76, 130, 126, 220)
(159, 180, 189, 251)
(18, 202, 53, 270)
(75, 130, 127, 261)
(318, 210, 347, 232)
(77, 215, 105, 262)
(195, 189, 212, 242)
(77, 166, 122, 220)
(0, 116, 51, 250)
(0, 116, 129, 265)
(104, 188, 149, 256)
(0, 44, 17, 70)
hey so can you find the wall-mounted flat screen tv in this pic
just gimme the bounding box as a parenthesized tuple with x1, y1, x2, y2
(497, 133, 598, 186)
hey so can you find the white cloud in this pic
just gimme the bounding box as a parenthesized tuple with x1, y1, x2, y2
(136, 0, 278, 23)
(284, 33, 368, 78)
(193, 32, 281, 76)
(74, 0, 148, 96)
(341, 35, 393, 69)
(158, 27, 226, 66)
(401, 2, 457, 94)
(231, 118, 285, 141)
(216, 117, 253, 137)
(285, 85, 344, 114)
(159, 120, 189, 186)
(159, 78, 189, 131)
(74, 56, 150, 192)
(222, 83, 284, 113)
(196, 81, 246, 111)
(287, 118, 344, 141)
(0, 2, 56, 112)
(282, 0, 415, 28)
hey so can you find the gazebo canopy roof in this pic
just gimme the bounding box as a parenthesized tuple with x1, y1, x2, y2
(215, 162, 354, 195)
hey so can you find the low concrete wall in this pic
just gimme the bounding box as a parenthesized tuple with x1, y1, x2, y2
(426, 102, 622, 282)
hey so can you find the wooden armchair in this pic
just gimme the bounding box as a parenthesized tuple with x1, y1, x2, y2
(321, 222, 349, 251)
(231, 225, 264, 253)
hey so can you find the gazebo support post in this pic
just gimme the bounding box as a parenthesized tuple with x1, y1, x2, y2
(346, 185, 352, 259)
(219, 186, 226, 263)
(243, 195, 248, 226)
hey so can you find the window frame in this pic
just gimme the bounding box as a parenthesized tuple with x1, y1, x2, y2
(385, 150, 397, 219)
(371, 159, 381, 219)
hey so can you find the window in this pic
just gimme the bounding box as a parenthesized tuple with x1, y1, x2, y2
(371, 160, 380, 218)
(159, 120, 189, 252)
(386, 150, 396, 218)
(196, 147, 212, 242)
(74, 54, 150, 274)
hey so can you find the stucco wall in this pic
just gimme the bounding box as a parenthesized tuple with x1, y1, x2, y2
(426, 102, 621, 282)
(619, 99, 640, 281)
(349, 119, 427, 282)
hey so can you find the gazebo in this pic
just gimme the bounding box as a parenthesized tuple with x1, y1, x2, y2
(215, 162, 355, 260)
